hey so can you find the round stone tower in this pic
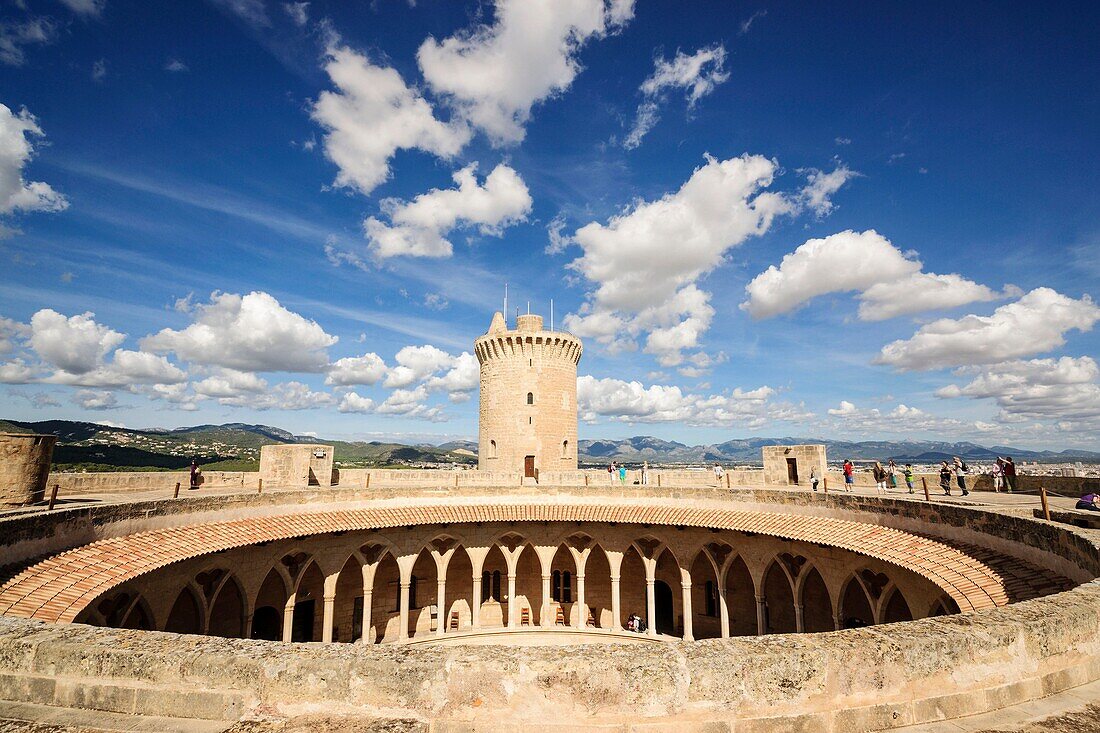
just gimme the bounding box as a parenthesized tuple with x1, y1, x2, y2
(475, 311, 582, 477)
(0, 433, 57, 506)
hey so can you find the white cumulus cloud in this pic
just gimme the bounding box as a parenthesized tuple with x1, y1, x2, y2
(193, 368, 268, 398)
(0, 103, 69, 219)
(624, 44, 729, 149)
(326, 352, 388, 386)
(218, 381, 335, 410)
(73, 389, 119, 411)
(142, 291, 337, 372)
(564, 153, 814, 366)
(417, 0, 634, 144)
(937, 356, 1100, 427)
(742, 229, 1007, 321)
(383, 344, 455, 388)
(876, 288, 1100, 371)
(311, 42, 470, 196)
(577, 374, 801, 428)
(364, 163, 532, 259)
(338, 392, 376, 414)
(28, 310, 125, 375)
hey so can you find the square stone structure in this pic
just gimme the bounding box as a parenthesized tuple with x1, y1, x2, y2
(259, 444, 334, 488)
(0, 433, 57, 506)
(762, 444, 827, 486)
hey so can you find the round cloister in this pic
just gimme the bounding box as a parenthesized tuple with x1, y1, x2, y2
(0, 484, 1098, 732)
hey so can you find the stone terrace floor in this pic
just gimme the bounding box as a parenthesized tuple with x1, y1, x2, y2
(0, 481, 1087, 519)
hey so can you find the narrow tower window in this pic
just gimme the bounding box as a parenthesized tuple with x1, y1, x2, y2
(489, 440, 497, 458)
(562, 440, 569, 458)
(526, 392, 533, 405)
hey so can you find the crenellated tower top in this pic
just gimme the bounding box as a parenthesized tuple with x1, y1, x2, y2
(474, 312, 582, 367)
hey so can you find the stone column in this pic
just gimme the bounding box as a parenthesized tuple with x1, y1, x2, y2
(360, 589, 373, 644)
(756, 595, 767, 635)
(605, 549, 624, 632)
(243, 613, 253, 640)
(574, 574, 586, 629)
(466, 547, 490, 630)
(646, 578, 657, 637)
(398, 581, 411, 641)
(541, 575, 552, 627)
(436, 577, 447, 636)
(681, 581, 694, 641)
(471, 573, 483, 628)
(507, 573, 517, 628)
(282, 595, 295, 642)
(794, 603, 804, 633)
(322, 593, 336, 643)
(322, 572, 340, 643)
(717, 584, 730, 638)
(610, 574, 622, 631)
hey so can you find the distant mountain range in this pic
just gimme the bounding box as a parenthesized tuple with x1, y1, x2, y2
(0, 419, 477, 471)
(2, 419, 1096, 471)
(575, 436, 1100, 464)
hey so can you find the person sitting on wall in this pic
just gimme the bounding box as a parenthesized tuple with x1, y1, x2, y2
(1076, 493, 1100, 512)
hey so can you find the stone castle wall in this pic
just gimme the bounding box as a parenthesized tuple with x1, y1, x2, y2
(475, 312, 581, 475)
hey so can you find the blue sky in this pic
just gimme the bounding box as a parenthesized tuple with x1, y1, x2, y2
(0, 0, 1097, 448)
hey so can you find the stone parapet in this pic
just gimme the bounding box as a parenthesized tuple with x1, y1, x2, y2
(0, 486, 1096, 729)
(0, 580, 1095, 730)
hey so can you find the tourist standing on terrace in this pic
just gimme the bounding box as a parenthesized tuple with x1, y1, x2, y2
(1002, 456, 1017, 492)
(619, 464, 627, 484)
(992, 459, 1005, 493)
(887, 459, 898, 491)
(608, 462, 616, 484)
(810, 465, 819, 491)
(953, 457, 970, 496)
(939, 462, 953, 496)
(843, 459, 854, 490)
(872, 462, 887, 493)
(189, 459, 200, 490)
(641, 461, 649, 485)
(713, 463, 724, 484)
(903, 464, 915, 494)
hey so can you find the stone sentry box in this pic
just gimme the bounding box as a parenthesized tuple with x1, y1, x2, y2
(0, 433, 57, 506)
(762, 444, 826, 486)
(258, 444, 334, 488)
